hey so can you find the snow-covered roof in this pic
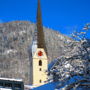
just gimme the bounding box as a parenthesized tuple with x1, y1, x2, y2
(0, 77, 23, 82)
(0, 88, 12, 90)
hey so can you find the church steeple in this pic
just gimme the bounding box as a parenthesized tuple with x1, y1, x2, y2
(29, 0, 48, 87)
(37, 0, 46, 52)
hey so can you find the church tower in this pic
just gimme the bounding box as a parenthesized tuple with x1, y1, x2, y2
(29, 0, 48, 87)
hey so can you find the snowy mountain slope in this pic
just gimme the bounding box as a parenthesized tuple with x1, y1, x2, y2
(0, 21, 90, 86)
(0, 21, 73, 84)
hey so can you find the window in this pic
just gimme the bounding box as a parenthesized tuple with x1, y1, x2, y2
(39, 68, 42, 71)
(39, 60, 42, 66)
(14, 84, 21, 89)
(39, 80, 42, 83)
(0, 80, 24, 90)
(5, 83, 12, 87)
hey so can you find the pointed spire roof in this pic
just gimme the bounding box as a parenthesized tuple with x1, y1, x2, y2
(37, 0, 47, 52)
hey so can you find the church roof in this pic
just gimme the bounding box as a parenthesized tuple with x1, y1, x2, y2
(36, 0, 47, 52)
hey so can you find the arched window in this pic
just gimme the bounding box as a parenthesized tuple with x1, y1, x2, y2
(39, 80, 42, 83)
(39, 60, 42, 66)
(39, 68, 42, 71)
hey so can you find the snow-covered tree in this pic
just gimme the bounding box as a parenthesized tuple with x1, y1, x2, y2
(48, 23, 90, 89)
(71, 23, 90, 75)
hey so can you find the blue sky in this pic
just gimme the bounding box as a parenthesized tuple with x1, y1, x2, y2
(0, 0, 90, 38)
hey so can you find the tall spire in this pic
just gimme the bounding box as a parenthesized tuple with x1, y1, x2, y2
(37, 0, 46, 52)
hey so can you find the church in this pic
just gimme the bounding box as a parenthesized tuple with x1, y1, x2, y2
(29, 0, 48, 87)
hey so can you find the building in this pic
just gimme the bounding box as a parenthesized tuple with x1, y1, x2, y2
(0, 78, 24, 90)
(29, 0, 48, 87)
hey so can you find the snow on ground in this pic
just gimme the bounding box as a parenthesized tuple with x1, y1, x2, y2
(26, 76, 85, 90)
(32, 82, 59, 90)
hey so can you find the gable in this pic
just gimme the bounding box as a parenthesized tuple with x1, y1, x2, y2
(33, 48, 47, 59)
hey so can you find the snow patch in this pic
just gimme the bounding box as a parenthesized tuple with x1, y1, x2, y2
(64, 63, 72, 68)
(4, 49, 17, 54)
(19, 30, 26, 35)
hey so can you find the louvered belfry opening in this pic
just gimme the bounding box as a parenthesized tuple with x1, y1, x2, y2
(37, 0, 47, 52)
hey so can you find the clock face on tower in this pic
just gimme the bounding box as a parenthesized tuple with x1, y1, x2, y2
(38, 51, 43, 56)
